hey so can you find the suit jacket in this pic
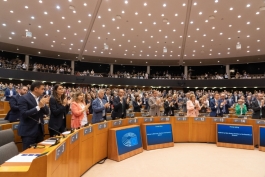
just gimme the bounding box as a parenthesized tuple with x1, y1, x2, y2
(227, 98, 234, 107)
(142, 97, 149, 110)
(5, 94, 21, 122)
(251, 100, 263, 119)
(70, 102, 84, 128)
(164, 101, 174, 116)
(132, 101, 141, 112)
(232, 95, 239, 103)
(4, 88, 16, 101)
(209, 99, 219, 117)
(92, 98, 107, 124)
(245, 100, 252, 111)
(111, 96, 129, 119)
(48, 96, 69, 131)
(148, 97, 162, 116)
(186, 100, 201, 117)
(103, 94, 112, 113)
(18, 93, 49, 137)
(182, 97, 188, 113)
(218, 99, 230, 115)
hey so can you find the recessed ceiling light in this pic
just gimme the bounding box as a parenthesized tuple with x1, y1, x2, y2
(194, 2, 197, 5)
(183, 3, 186, 6)
(173, 29, 176, 32)
(88, 14, 91, 16)
(230, 7, 233, 10)
(211, 39, 214, 41)
(38, 25, 41, 28)
(181, 22, 184, 24)
(31, 16, 35, 19)
(180, 36, 182, 38)
(238, 30, 241, 33)
(53, 41, 55, 43)
(175, 14, 178, 16)
(220, 32, 223, 35)
(163, 3, 166, 7)
(122, 11, 125, 13)
(119, 44, 121, 46)
(257, 28, 260, 30)
(199, 12, 202, 15)
(125, 0, 128, 4)
(39, 0, 42, 3)
(135, 12, 138, 15)
(56, 5, 60, 9)
(196, 28, 199, 30)
(2, 23, 6, 26)
(102, 24, 105, 27)
(63, 37, 66, 39)
(215, 0, 218, 3)
(25, 6, 28, 9)
(131, 28, 133, 30)
(256, 12, 260, 15)
(257, 49, 260, 52)
(62, 16, 65, 19)
(229, 25, 232, 27)
(246, 22, 250, 24)
(98, 37, 100, 39)
(238, 15, 241, 18)
(257, 40, 260, 42)
(190, 21, 193, 24)
(112, 18, 115, 21)
(246, 4, 250, 7)
(10, 10, 13, 13)
(128, 40, 130, 42)
(148, 13, 151, 16)
(153, 22, 156, 25)
(68, 25, 70, 28)
(212, 27, 215, 29)
(247, 35, 250, 37)
(144, 2, 147, 6)
(74, 33, 77, 35)
(247, 46, 250, 48)
(31, 41, 34, 43)
(202, 45, 204, 47)
(214, 10, 217, 13)
(167, 22, 170, 25)
(228, 37, 231, 40)
(78, 20, 81, 23)
(84, 3, 87, 6)
(98, 16, 101, 18)
(17, 20, 21, 23)
(44, 11, 48, 15)
(45, 34, 48, 36)
(157, 41, 159, 43)
(9, 37, 12, 39)
(247, 51, 250, 53)
(195, 40, 197, 42)
(57, 30, 60, 32)
(203, 34, 206, 36)
(227, 52, 230, 54)
(205, 20, 208, 23)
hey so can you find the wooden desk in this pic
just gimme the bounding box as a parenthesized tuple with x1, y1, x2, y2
(172, 117, 190, 142)
(0, 101, 10, 114)
(190, 117, 211, 142)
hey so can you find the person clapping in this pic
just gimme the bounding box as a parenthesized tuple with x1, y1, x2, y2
(71, 91, 90, 128)
(235, 99, 247, 116)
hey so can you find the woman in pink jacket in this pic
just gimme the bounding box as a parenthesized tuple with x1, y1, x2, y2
(71, 91, 90, 128)
(186, 94, 201, 117)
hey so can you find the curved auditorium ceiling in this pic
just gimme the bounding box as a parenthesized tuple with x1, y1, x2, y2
(0, 0, 264, 65)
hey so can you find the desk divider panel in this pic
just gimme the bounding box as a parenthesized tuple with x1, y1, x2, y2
(172, 116, 190, 142)
(79, 126, 94, 175)
(92, 122, 110, 164)
(68, 131, 80, 177)
(190, 117, 211, 142)
(209, 117, 229, 143)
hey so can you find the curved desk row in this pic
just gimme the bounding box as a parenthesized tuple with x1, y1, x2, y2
(0, 116, 264, 177)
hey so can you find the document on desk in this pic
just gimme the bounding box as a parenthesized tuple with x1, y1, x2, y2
(41, 139, 57, 145)
(6, 154, 40, 163)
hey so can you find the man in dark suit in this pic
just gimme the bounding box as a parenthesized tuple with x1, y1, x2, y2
(43, 85, 51, 96)
(103, 89, 112, 113)
(210, 93, 220, 117)
(141, 93, 149, 110)
(232, 92, 239, 103)
(4, 84, 16, 101)
(5, 86, 28, 122)
(252, 93, 264, 119)
(218, 93, 230, 116)
(164, 96, 174, 116)
(111, 89, 129, 120)
(18, 81, 50, 150)
(92, 89, 110, 124)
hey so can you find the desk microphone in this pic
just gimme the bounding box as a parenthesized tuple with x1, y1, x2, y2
(27, 116, 66, 138)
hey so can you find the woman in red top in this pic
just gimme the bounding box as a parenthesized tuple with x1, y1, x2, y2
(70, 91, 90, 128)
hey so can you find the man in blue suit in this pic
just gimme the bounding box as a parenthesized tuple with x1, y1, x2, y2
(4, 84, 16, 101)
(210, 93, 220, 117)
(5, 86, 28, 122)
(18, 81, 50, 150)
(92, 89, 110, 124)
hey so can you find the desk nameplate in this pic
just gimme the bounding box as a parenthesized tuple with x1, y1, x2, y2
(256, 120, 265, 125)
(160, 117, 170, 122)
(12, 124, 19, 130)
(113, 120, 122, 126)
(194, 117, 206, 122)
(56, 142, 66, 160)
(84, 126, 93, 135)
(233, 119, 247, 123)
(70, 132, 79, 144)
(213, 118, 226, 122)
(176, 117, 187, 121)
(144, 117, 153, 122)
(98, 123, 107, 130)
(128, 118, 138, 124)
